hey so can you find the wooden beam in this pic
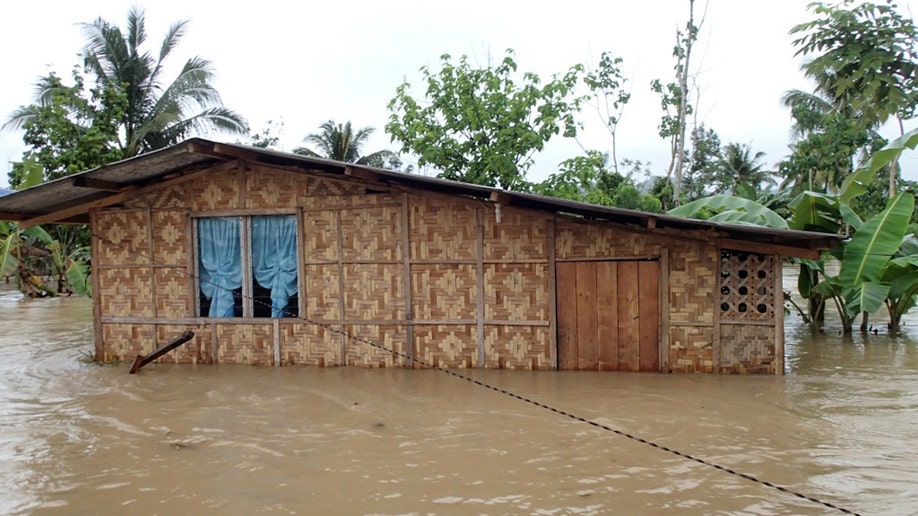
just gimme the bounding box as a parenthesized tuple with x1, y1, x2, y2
(344, 165, 380, 182)
(489, 191, 513, 205)
(0, 212, 25, 221)
(645, 216, 657, 230)
(71, 176, 127, 192)
(718, 238, 820, 260)
(18, 162, 234, 229)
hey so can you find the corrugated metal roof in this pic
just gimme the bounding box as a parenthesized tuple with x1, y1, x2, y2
(0, 138, 841, 252)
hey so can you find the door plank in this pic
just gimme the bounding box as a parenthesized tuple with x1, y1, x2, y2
(617, 261, 640, 371)
(575, 262, 598, 369)
(597, 261, 619, 371)
(638, 261, 660, 372)
(556, 262, 578, 370)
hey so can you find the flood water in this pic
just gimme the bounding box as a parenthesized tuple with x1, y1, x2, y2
(1, 269, 917, 515)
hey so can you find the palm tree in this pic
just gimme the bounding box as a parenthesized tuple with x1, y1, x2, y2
(719, 143, 773, 195)
(7, 7, 247, 157)
(294, 120, 400, 168)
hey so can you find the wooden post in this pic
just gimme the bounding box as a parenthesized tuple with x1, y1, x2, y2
(129, 331, 195, 374)
(659, 248, 670, 372)
(401, 193, 414, 367)
(273, 319, 281, 367)
(712, 244, 722, 373)
(547, 217, 557, 370)
(336, 210, 347, 365)
(90, 210, 104, 361)
(476, 207, 485, 368)
(774, 257, 785, 375)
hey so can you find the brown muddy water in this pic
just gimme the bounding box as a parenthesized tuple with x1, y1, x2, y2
(1, 269, 917, 516)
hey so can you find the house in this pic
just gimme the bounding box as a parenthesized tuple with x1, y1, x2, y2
(0, 139, 840, 373)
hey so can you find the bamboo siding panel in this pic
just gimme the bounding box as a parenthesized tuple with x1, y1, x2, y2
(668, 326, 714, 373)
(151, 210, 187, 265)
(95, 210, 150, 266)
(301, 175, 362, 197)
(409, 198, 477, 260)
(345, 325, 409, 367)
(415, 325, 477, 368)
(411, 264, 477, 320)
(304, 264, 340, 319)
(280, 323, 342, 366)
(156, 324, 211, 364)
(215, 324, 273, 365)
(303, 210, 339, 262)
(340, 206, 403, 262)
(483, 210, 549, 260)
(154, 268, 191, 318)
(483, 263, 548, 321)
(343, 264, 405, 321)
(483, 326, 551, 369)
(555, 220, 663, 259)
(245, 168, 299, 209)
(719, 324, 776, 374)
(123, 183, 187, 209)
(668, 242, 716, 325)
(98, 268, 154, 317)
(101, 323, 154, 362)
(187, 172, 241, 211)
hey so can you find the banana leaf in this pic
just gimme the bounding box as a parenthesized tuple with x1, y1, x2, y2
(844, 282, 890, 316)
(667, 195, 788, 228)
(65, 260, 92, 296)
(839, 192, 915, 286)
(787, 191, 840, 232)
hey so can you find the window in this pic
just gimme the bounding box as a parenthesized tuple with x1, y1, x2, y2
(197, 215, 299, 318)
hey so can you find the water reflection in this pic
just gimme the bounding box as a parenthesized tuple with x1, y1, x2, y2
(0, 270, 916, 515)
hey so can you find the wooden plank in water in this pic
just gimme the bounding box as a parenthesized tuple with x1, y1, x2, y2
(639, 261, 660, 372)
(617, 261, 640, 372)
(597, 261, 619, 371)
(129, 331, 195, 374)
(576, 262, 598, 370)
(556, 263, 578, 370)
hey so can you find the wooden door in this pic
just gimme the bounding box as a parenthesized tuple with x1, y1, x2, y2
(557, 260, 660, 371)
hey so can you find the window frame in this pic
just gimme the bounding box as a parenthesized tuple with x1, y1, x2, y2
(192, 211, 302, 320)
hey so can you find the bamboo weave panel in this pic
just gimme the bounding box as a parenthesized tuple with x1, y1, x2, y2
(187, 172, 241, 211)
(345, 325, 408, 367)
(299, 175, 362, 199)
(154, 267, 191, 318)
(98, 268, 154, 317)
(667, 241, 717, 325)
(409, 198, 477, 260)
(719, 324, 775, 374)
(483, 326, 551, 369)
(303, 264, 340, 319)
(245, 168, 299, 209)
(123, 184, 187, 209)
(555, 220, 664, 259)
(340, 206, 403, 262)
(280, 323, 342, 366)
(343, 264, 405, 321)
(483, 263, 548, 321)
(101, 323, 154, 362)
(668, 326, 714, 373)
(411, 264, 477, 320)
(156, 324, 212, 364)
(483, 210, 549, 260)
(414, 325, 477, 368)
(214, 324, 273, 365)
(303, 211, 339, 262)
(95, 210, 150, 266)
(151, 210, 187, 265)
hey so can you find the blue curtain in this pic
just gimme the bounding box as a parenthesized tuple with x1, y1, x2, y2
(252, 215, 298, 317)
(198, 217, 242, 317)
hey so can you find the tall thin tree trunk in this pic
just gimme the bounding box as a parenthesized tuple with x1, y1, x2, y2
(672, 0, 695, 207)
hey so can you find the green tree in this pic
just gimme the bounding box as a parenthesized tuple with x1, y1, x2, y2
(9, 6, 247, 159)
(583, 52, 631, 173)
(791, 0, 918, 196)
(719, 142, 773, 195)
(294, 120, 401, 168)
(682, 124, 721, 200)
(5, 70, 125, 187)
(386, 50, 584, 190)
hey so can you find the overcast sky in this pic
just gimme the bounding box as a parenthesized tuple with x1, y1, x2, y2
(1, 0, 916, 189)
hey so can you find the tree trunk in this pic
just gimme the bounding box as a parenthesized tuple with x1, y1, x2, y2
(672, 0, 695, 208)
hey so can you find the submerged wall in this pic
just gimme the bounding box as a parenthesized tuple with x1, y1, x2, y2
(91, 163, 780, 373)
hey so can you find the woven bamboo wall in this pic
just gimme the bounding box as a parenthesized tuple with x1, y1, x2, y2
(90, 161, 779, 372)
